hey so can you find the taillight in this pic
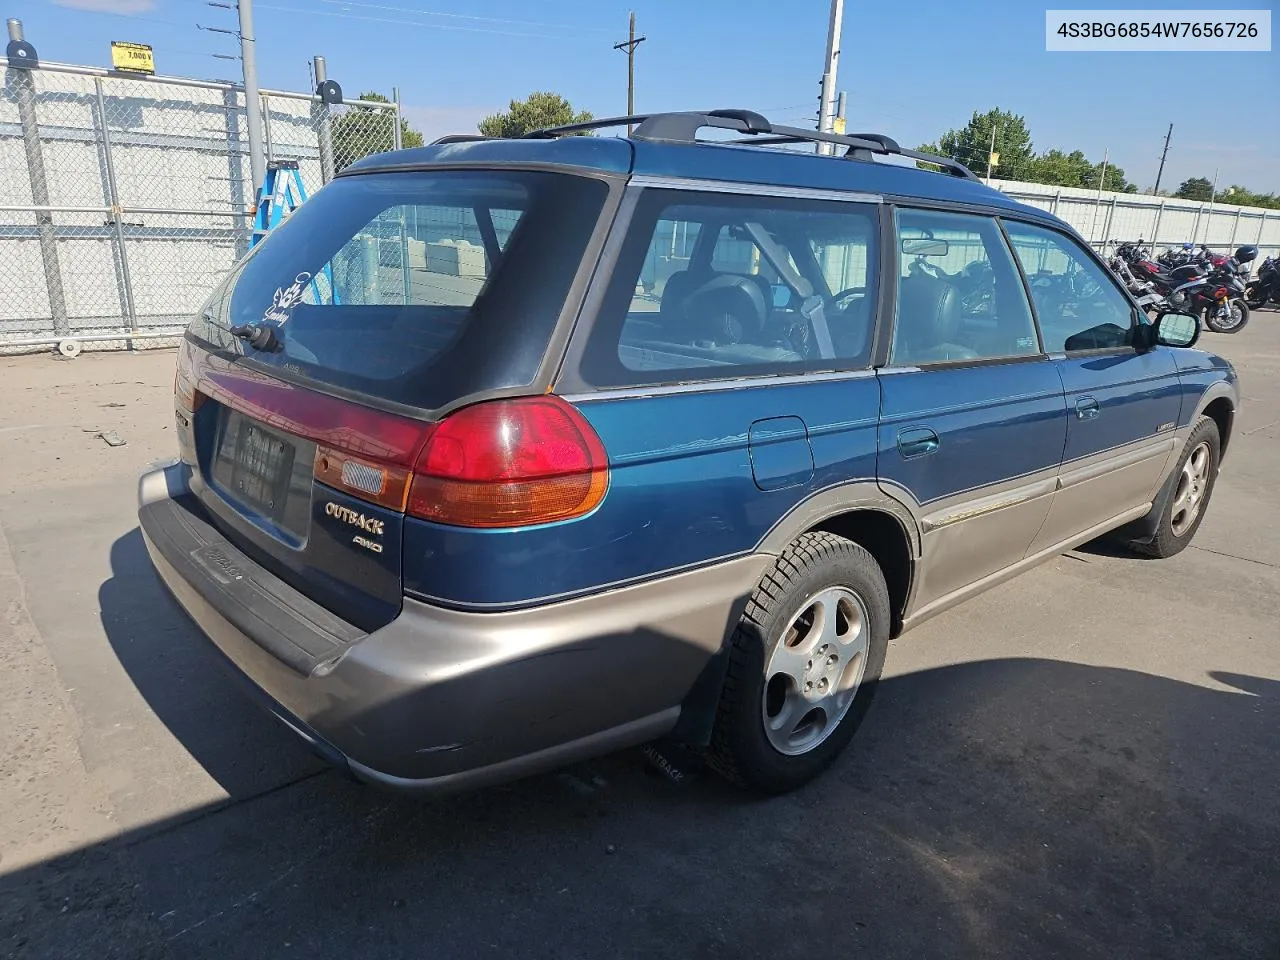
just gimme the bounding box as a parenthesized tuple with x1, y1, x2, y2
(407, 396, 609, 528)
(174, 339, 203, 412)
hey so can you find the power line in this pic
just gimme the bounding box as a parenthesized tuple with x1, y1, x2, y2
(308, 0, 613, 33)
(36, 4, 191, 29)
(255, 3, 605, 41)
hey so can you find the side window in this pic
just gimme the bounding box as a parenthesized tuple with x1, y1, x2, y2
(583, 191, 879, 387)
(891, 209, 1039, 366)
(1003, 221, 1136, 352)
(634, 218, 703, 303)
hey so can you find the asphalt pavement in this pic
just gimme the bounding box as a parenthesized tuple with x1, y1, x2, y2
(1, 316, 1277, 959)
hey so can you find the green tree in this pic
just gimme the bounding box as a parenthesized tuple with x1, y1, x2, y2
(1175, 176, 1214, 201)
(919, 107, 1036, 181)
(1081, 161, 1135, 193)
(1215, 185, 1280, 209)
(331, 91, 424, 171)
(478, 92, 593, 138)
(1025, 148, 1093, 187)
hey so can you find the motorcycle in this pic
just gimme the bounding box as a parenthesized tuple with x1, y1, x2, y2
(1244, 254, 1280, 309)
(1107, 242, 1166, 315)
(1195, 246, 1256, 333)
(1116, 241, 1212, 312)
(1115, 240, 1253, 334)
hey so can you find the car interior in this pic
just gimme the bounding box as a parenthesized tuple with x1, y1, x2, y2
(616, 211, 876, 374)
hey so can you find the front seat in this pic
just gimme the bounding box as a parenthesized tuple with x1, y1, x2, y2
(895, 273, 978, 364)
(658, 270, 711, 339)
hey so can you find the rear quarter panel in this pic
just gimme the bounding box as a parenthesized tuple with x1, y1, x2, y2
(401, 377, 883, 608)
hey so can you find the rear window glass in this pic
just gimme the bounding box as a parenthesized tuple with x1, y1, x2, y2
(190, 170, 608, 411)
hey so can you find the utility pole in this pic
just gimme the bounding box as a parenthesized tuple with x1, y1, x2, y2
(238, 0, 266, 199)
(985, 120, 999, 185)
(1153, 123, 1173, 195)
(816, 0, 844, 154)
(1091, 146, 1109, 242)
(613, 12, 645, 136)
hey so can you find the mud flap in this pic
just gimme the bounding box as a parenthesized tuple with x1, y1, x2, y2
(1113, 454, 1181, 545)
(639, 647, 733, 784)
(641, 739, 705, 784)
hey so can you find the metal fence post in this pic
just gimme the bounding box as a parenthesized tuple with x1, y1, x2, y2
(1051, 191, 1061, 215)
(9, 49, 70, 335)
(312, 55, 335, 183)
(1229, 207, 1241, 248)
(392, 86, 403, 151)
(93, 76, 137, 334)
(1150, 200, 1165, 248)
(262, 91, 274, 164)
(1101, 195, 1118, 245)
(389, 87, 409, 301)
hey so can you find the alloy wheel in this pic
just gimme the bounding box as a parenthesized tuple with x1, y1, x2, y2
(761, 586, 870, 756)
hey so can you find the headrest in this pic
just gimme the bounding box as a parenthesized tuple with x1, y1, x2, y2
(898, 273, 960, 346)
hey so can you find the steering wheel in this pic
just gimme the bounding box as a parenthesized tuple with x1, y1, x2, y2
(1071, 271, 1104, 300)
(830, 287, 866, 311)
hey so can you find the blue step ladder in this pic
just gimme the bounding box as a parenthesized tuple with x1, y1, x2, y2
(251, 160, 335, 303)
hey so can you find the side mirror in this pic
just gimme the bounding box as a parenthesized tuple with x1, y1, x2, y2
(1152, 311, 1200, 349)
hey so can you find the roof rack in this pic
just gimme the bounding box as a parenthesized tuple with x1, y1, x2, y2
(522, 108, 979, 181)
(431, 134, 493, 145)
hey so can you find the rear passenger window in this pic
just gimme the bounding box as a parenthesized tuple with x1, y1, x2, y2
(1002, 221, 1136, 352)
(891, 209, 1039, 365)
(581, 191, 879, 387)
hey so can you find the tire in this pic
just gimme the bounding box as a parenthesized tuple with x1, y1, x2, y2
(708, 531, 890, 794)
(1127, 416, 1221, 559)
(1243, 282, 1266, 310)
(1204, 298, 1249, 333)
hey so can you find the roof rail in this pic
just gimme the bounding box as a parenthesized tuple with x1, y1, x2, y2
(431, 134, 493, 145)
(525, 108, 979, 181)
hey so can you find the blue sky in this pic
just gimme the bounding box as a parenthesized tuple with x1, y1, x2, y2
(10, 0, 1280, 190)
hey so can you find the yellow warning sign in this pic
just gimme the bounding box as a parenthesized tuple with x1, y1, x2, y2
(833, 116, 847, 134)
(111, 41, 155, 75)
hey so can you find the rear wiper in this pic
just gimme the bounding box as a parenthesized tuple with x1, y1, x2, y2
(229, 324, 282, 352)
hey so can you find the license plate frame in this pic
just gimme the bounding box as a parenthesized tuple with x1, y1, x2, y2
(220, 413, 297, 523)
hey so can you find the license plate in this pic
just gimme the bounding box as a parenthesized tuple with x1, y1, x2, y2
(225, 415, 295, 520)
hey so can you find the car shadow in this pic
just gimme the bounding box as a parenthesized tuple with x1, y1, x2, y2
(1071, 536, 1153, 559)
(10, 549, 1280, 960)
(97, 527, 325, 799)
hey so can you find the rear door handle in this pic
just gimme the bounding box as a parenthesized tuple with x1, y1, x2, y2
(1076, 397, 1100, 420)
(897, 427, 940, 459)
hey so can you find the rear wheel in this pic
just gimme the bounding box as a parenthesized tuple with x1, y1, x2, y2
(708, 531, 890, 794)
(1243, 282, 1265, 310)
(1128, 416, 1220, 559)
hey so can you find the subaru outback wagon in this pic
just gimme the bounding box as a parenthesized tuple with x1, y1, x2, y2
(139, 109, 1238, 795)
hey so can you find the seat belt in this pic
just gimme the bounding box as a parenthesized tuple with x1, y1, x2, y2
(743, 221, 835, 359)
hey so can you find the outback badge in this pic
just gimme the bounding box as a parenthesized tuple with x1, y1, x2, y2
(325, 502, 386, 552)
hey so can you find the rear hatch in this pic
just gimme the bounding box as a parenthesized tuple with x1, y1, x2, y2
(177, 168, 610, 631)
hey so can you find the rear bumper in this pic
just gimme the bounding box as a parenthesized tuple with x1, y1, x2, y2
(138, 461, 765, 794)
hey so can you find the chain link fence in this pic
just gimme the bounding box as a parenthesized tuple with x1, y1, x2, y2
(0, 57, 401, 353)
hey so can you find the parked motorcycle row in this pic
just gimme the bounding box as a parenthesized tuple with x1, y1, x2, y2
(1104, 239, 1265, 334)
